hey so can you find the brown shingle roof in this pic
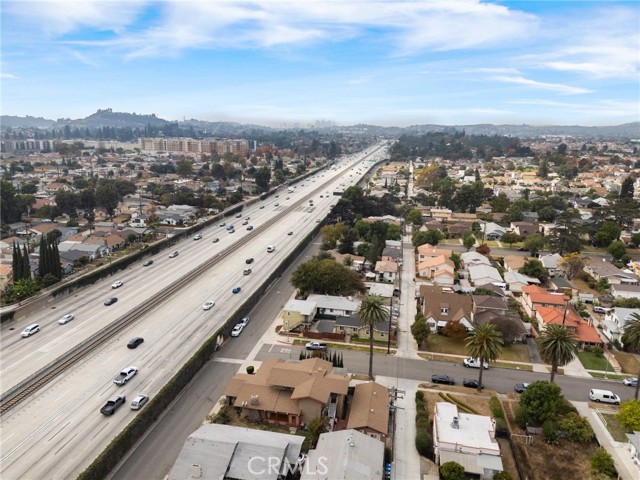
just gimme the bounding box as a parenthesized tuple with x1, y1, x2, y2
(346, 382, 389, 435)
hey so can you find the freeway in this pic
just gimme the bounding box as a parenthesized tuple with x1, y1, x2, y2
(0, 142, 390, 479)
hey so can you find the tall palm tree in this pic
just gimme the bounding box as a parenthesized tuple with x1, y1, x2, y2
(621, 313, 640, 400)
(465, 323, 504, 392)
(358, 294, 389, 379)
(538, 324, 578, 383)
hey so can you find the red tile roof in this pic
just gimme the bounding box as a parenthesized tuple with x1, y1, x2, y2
(537, 306, 602, 344)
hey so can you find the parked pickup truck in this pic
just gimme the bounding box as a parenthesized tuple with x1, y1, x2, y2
(305, 341, 327, 351)
(100, 394, 126, 416)
(113, 366, 138, 386)
(463, 358, 489, 369)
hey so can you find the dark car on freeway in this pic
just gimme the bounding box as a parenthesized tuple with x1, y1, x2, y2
(100, 395, 126, 416)
(104, 297, 118, 306)
(431, 374, 455, 385)
(463, 379, 484, 389)
(143, 259, 153, 266)
(127, 337, 144, 349)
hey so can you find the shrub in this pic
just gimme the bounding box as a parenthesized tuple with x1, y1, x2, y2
(246, 365, 255, 374)
(558, 412, 594, 443)
(416, 390, 424, 402)
(591, 449, 617, 477)
(617, 400, 640, 431)
(514, 405, 528, 430)
(440, 461, 465, 480)
(493, 472, 514, 480)
(211, 407, 230, 424)
(495, 417, 508, 433)
(415, 429, 433, 457)
(490, 397, 505, 419)
(542, 419, 558, 445)
(42, 273, 60, 288)
(593, 346, 604, 357)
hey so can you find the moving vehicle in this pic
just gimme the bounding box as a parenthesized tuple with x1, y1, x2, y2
(202, 301, 215, 310)
(104, 297, 118, 306)
(236, 213, 242, 218)
(101, 395, 126, 416)
(169, 251, 179, 258)
(246, 258, 254, 264)
(246, 225, 253, 231)
(143, 259, 154, 266)
(212, 237, 219, 243)
(243, 268, 252, 275)
(305, 341, 327, 350)
(219, 222, 226, 227)
(463, 379, 484, 389)
(288, 231, 293, 235)
(193, 234, 202, 240)
(232, 287, 241, 294)
(58, 313, 75, 325)
(231, 324, 244, 337)
(130, 394, 149, 410)
(514, 383, 530, 393)
(463, 358, 489, 369)
(266, 245, 275, 253)
(242, 220, 249, 225)
(431, 374, 455, 385)
(21, 324, 40, 337)
(111, 280, 124, 289)
(623, 378, 638, 387)
(113, 366, 138, 386)
(127, 337, 144, 349)
(589, 389, 620, 404)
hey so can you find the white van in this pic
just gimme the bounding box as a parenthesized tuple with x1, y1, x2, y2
(266, 245, 275, 253)
(589, 389, 620, 405)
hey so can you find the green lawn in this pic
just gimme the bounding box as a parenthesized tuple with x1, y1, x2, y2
(600, 413, 629, 442)
(590, 372, 628, 380)
(577, 351, 613, 371)
(424, 335, 531, 363)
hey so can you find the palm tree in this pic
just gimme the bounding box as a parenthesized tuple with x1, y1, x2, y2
(358, 294, 389, 379)
(538, 324, 578, 383)
(621, 313, 640, 400)
(465, 323, 504, 392)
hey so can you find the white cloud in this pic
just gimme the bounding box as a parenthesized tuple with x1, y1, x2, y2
(510, 99, 640, 118)
(1, 72, 18, 79)
(494, 76, 592, 95)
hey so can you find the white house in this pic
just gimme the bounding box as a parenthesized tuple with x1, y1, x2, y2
(306, 294, 361, 318)
(603, 307, 640, 344)
(461, 251, 491, 269)
(468, 265, 504, 287)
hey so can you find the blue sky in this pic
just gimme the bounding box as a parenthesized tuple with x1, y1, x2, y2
(1, 0, 638, 127)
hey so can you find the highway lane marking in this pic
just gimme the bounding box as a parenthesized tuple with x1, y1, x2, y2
(48, 421, 70, 442)
(91, 421, 110, 441)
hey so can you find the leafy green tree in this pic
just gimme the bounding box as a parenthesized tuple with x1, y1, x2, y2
(493, 472, 514, 480)
(501, 231, 521, 248)
(620, 176, 635, 199)
(590, 449, 616, 477)
(358, 295, 389, 379)
(463, 233, 476, 251)
(538, 206, 557, 222)
(464, 323, 504, 392)
(291, 258, 365, 297)
(520, 381, 564, 425)
(422, 229, 444, 246)
(405, 208, 423, 225)
(538, 159, 549, 179)
(410, 314, 430, 349)
(176, 158, 194, 177)
(538, 325, 578, 383)
(557, 412, 594, 443)
(616, 400, 640, 430)
(607, 240, 627, 261)
(594, 221, 621, 247)
(558, 253, 589, 280)
(440, 461, 465, 480)
(95, 182, 119, 217)
(386, 223, 402, 241)
(253, 167, 271, 192)
(621, 314, 640, 399)
(12, 277, 37, 300)
(524, 234, 545, 256)
(519, 259, 549, 283)
(490, 192, 510, 213)
(42, 273, 60, 288)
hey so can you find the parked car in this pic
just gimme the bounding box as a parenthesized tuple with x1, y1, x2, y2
(231, 324, 244, 337)
(623, 378, 638, 387)
(112, 280, 124, 289)
(202, 301, 215, 310)
(239, 317, 249, 327)
(212, 237, 219, 243)
(232, 287, 241, 294)
(169, 251, 179, 258)
(58, 313, 75, 325)
(193, 234, 202, 240)
(101, 395, 126, 416)
(130, 394, 149, 410)
(593, 306, 609, 314)
(305, 341, 327, 350)
(463, 358, 489, 369)
(514, 383, 530, 393)
(113, 366, 138, 386)
(127, 337, 144, 349)
(589, 389, 620, 404)
(143, 259, 154, 266)
(21, 324, 40, 337)
(431, 374, 455, 385)
(288, 231, 293, 235)
(463, 379, 484, 389)
(104, 297, 118, 306)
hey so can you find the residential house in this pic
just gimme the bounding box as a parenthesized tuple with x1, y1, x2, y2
(520, 285, 569, 317)
(539, 253, 563, 277)
(474, 310, 529, 342)
(346, 382, 389, 441)
(468, 265, 504, 287)
(433, 402, 503, 479)
(93, 221, 118, 234)
(302, 429, 384, 480)
(158, 212, 183, 226)
(447, 222, 474, 238)
(503, 270, 540, 295)
(5, 222, 29, 236)
(0, 263, 13, 290)
(365, 282, 395, 299)
(375, 260, 398, 283)
(536, 306, 602, 347)
(223, 357, 350, 428)
(420, 285, 473, 332)
(416, 244, 452, 263)
(307, 294, 361, 318)
(584, 261, 638, 286)
(281, 299, 317, 331)
(626, 431, 640, 472)
(510, 222, 538, 238)
(168, 423, 304, 480)
(417, 255, 455, 285)
(472, 295, 508, 315)
(548, 276, 579, 298)
(333, 313, 392, 341)
(610, 284, 640, 300)
(481, 222, 508, 240)
(57, 240, 109, 259)
(460, 251, 491, 269)
(603, 308, 640, 344)
(381, 246, 402, 263)
(104, 233, 126, 250)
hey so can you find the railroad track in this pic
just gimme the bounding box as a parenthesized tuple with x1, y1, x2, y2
(0, 146, 386, 415)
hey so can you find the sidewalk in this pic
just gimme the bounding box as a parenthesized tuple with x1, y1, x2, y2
(572, 401, 639, 480)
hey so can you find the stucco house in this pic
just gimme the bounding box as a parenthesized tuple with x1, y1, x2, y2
(281, 299, 317, 331)
(417, 255, 455, 285)
(420, 285, 473, 332)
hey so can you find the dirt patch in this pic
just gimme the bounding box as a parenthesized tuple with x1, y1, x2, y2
(496, 437, 519, 480)
(612, 350, 640, 375)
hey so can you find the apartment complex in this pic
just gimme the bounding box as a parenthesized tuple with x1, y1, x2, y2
(138, 137, 249, 155)
(1, 139, 58, 153)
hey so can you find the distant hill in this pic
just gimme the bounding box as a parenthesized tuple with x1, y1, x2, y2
(2, 109, 638, 139)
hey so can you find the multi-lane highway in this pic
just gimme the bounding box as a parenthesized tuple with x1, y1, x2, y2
(0, 142, 391, 479)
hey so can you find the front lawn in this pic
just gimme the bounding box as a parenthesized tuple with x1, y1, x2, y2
(577, 351, 613, 371)
(612, 350, 640, 375)
(424, 335, 531, 363)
